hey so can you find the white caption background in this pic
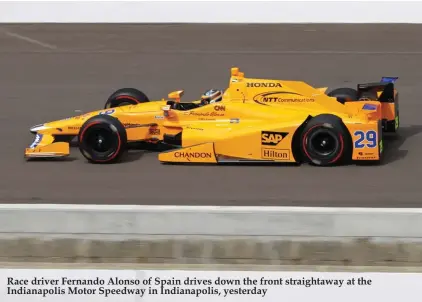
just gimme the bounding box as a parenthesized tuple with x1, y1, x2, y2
(0, 269, 419, 302)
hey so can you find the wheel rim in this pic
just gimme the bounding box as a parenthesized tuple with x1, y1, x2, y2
(308, 129, 339, 157)
(85, 127, 116, 155)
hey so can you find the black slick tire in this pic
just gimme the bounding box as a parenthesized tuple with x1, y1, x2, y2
(300, 114, 351, 166)
(104, 88, 150, 108)
(327, 87, 358, 104)
(78, 114, 127, 164)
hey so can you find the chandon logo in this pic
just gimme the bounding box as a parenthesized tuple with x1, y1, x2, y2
(174, 152, 212, 161)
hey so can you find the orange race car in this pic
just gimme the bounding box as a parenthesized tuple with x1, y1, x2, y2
(25, 67, 399, 166)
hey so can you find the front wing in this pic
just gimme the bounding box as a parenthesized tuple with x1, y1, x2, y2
(25, 133, 70, 159)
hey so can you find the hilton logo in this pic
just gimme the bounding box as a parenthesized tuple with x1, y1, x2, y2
(261, 148, 290, 160)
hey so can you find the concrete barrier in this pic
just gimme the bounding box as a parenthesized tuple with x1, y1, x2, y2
(1, 205, 422, 266)
(1, 1, 422, 23)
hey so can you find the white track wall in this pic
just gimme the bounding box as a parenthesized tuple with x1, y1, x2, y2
(0, 205, 422, 265)
(1, 1, 422, 23)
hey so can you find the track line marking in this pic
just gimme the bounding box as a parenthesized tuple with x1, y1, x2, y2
(165, 49, 422, 55)
(1, 28, 58, 50)
(0, 204, 421, 213)
(50, 49, 422, 55)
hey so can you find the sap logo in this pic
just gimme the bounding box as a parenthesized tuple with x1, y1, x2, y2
(261, 131, 288, 146)
(247, 82, 282, 88)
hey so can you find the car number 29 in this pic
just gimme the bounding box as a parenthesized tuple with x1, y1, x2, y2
(353, 130, 377, 148)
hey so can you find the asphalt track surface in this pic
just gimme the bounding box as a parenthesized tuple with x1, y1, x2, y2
(1, 24, 422, 207)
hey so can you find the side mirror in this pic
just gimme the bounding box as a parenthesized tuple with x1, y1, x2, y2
(162, 105, 171, 117)
(168, 90, 184, 103)
(231, 67, 244, 78)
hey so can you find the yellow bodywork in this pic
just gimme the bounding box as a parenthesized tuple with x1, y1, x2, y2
(25, 67, 399, 164)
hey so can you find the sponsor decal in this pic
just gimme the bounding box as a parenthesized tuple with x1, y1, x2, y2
(149, 128, 160, 135)
(246, 82, 282, 88)
(358, 151, 376, 156)
(353, 130, 377, 149)
(99, 109, 115, 116)
(73, 113, 90, 120)
(261, 131, 289, 146)
(214, 105, 225, 111)
(357, 156, 377, 160)
(230, 118, 240, 124)
(30, 134, 43, 148)
(357, 151, 377, 160)
(362, 104, 377, 110)
(262, 148, 290, 160)
(162, 105, 171, 117)
(174, 152, 212, 161)
(68, 126, 80, 130)
(123, 123, 144, 129)
(187, 126, 203, 131)
(381, 76, 398, 83)
(253, 91, 314, 105)
(189, 112, 224, 117)
(155, 115, 164, 119)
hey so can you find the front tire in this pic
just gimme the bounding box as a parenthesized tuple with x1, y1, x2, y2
(104, 88, 150, 108)
(78, 115, 127, 164)
(300, 114, 351, 166)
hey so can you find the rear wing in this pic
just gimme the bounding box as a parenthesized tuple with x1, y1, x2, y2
(358, 77, 399, 133)
(357, 77, 398, 103)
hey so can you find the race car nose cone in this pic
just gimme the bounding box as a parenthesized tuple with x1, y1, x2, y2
(30, 124, 46, 133)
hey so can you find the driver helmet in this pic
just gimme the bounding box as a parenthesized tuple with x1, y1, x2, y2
(201, 89, 223, 105)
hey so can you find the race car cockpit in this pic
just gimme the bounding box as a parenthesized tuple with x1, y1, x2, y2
(166, 89, 224, 111)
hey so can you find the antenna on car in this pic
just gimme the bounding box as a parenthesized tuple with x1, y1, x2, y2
(241, 92, 246, 103)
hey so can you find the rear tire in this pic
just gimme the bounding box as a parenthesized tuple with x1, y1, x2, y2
(78, 115, 127, 164)
(105, 88, 150, 108)
(327, 87, 358, 104)
(300, 114, 351, 166)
